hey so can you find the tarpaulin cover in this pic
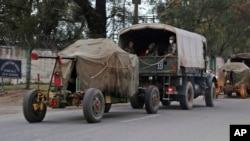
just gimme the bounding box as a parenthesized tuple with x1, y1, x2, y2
(230, 53, 250, 67)
(58, 38, 139, 97)
(118, 23, 206, 69)
(217, 62, 250, 87)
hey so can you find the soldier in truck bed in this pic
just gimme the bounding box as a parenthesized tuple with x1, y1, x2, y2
(165, 36, 177, 57)
(145, 43, 158, 56)
(124, 41, 136, 54)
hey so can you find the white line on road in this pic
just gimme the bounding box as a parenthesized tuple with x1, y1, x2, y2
(122, 114, 160, 123)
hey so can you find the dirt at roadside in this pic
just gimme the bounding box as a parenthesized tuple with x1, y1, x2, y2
(0, 90, 27, 115)
(0, 90, 26, 106)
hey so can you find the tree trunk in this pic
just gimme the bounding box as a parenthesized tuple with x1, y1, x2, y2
(73, 0, 107, 38)
(25, 48, 31, 89)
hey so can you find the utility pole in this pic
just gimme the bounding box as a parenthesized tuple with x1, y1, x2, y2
(112, 0, 115, 40)
(132, 0, 141, 24)
(123, 0, 126, 28)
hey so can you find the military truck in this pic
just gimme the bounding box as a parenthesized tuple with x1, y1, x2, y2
(118, 23, 217, 109)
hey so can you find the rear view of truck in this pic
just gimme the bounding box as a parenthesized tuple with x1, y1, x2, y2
(217, 53, 250, 98)
(118, 23, 217, 110)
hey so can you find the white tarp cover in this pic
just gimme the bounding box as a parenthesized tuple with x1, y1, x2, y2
(217, 62, 250, 87)
(175, 29, 206, 68)
(118, 23, 206, 69)
(58, 38, 139, 97)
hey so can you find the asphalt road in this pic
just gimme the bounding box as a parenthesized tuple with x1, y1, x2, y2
(0, 95, 250, 141)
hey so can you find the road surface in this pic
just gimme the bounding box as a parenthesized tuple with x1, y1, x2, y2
(0, 95, 250, 141)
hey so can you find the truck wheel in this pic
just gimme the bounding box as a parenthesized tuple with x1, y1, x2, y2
(205, 82, 216, 107)
(240, 84, 248, 99)
(130, 93, 144, 109)
(83, 88, 105, 123)
(161, 100, 171, 106)
(104, 104, 112, 113)
(224, 85, 232, 97)
(236, 92, 241, 97)
(179, 82, 194, 110)
(23, 89, 47, 123)
(247, 89, 250, 95)
(145, 85, 160, 114)
(225, 91, 232, 97)
(215, 87, 221, 98)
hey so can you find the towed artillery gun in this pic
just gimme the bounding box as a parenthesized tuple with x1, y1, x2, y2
(23, 38, 160, 123)
(217, 53, 250, 98)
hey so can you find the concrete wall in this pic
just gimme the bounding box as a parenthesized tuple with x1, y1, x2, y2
(0, 47, 56, 84)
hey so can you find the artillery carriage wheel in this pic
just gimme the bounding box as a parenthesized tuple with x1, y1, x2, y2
(130, 90, 145, 109)
(23, 89, 47, 123)
(179, 82, 194, 110)
(83, 88, 105, 123)
(144, 85, 160, 114)
(205, 82, 216, 107)
(104, 104, 112, 113)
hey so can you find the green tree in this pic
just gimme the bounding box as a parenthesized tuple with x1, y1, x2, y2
(157, 0, 250, 57)
(0, 0, 109, 88)
(0, 0, 72, 88)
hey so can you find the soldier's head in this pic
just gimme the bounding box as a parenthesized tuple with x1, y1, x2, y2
(128, 41, 134, 48)
(169, 36, 175, 44)
(148, 43, 155, 50)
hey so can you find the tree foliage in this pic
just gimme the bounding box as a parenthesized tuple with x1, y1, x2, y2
(157, 0, 250, 57)
(1, 0, 249, 88)
(0, 0, 108, 49)
(1, 0, 249, 56)
(73, 0, 106, 38)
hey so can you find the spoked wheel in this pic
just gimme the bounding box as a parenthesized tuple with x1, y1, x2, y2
(83, 88, 105, 123)
(205, 82, 216, 107)
(179, 82, 194, 110)
(240, 84, 248, 99)
(104, 104, 112, 113)
(23, 89, 47, 123)
(130, 91, 144, 109)
(145, 85, 160, 114)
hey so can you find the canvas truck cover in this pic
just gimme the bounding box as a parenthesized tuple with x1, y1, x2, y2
(230, 53, 250, 67)
(217, 62, 250, 87)
(118, 23, 206, 69)
(58, 38, 139, 97)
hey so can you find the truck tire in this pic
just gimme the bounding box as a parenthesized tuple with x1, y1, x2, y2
(104, 104, 112, 113)
(225, 91, 232, 97)
(83, 88, 105, 123)
(205, 82, 216, 107)
(145, 85, 160, 114)
(247, 88, 250, 95)
(23, 89, 47, 123)
(240, 84, 248, 99)
(130, 93, 144, 109)
(224, 85, 232, 97)
(179, 82, 194, 110)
